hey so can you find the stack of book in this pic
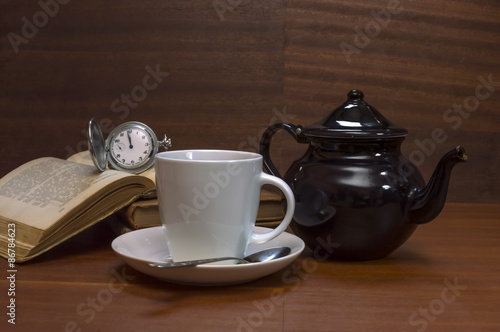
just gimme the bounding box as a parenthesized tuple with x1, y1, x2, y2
(109, 189, 285, 235)
(0, 151, 285, 262)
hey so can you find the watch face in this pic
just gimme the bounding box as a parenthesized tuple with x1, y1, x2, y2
(107, 122, 158, 173)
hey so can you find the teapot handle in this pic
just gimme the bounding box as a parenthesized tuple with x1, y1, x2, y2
(259, 122, 302, 179)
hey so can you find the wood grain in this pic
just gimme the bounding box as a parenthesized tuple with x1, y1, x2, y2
(0, 203, 498, 331)
(1, 0, 499, 202)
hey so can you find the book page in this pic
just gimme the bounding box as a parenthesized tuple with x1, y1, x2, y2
(68, 150, 156, 183)
(66, 150, 95, 165)
(0, 157, 137, 230)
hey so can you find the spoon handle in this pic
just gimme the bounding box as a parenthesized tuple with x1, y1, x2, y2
(149, 257, 249, 268)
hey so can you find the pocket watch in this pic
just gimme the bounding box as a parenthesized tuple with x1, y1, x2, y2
(87, 119, 172, 174)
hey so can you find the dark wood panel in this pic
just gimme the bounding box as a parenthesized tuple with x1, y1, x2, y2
(1, 0, 499, 202)
(0, 0, 287, 174)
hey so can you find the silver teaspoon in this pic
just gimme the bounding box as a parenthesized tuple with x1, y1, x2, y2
(148, 246, 291, 268)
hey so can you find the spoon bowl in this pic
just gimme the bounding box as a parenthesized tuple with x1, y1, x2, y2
(148, 246, 291, 268)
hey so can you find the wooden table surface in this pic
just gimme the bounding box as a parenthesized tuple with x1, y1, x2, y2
(2, 203, 499, 331)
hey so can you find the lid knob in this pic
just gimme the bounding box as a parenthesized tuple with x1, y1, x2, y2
(347, 89, 364, 101)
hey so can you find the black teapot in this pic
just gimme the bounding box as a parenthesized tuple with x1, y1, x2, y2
(260, 89, 467, 260)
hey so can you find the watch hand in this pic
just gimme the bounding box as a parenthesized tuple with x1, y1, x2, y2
(127, 131, 133, 149)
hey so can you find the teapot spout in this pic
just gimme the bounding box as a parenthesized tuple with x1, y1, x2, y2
(408, 146, 467, 224)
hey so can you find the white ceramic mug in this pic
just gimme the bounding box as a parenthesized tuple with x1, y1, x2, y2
(155, 149, 295, 262)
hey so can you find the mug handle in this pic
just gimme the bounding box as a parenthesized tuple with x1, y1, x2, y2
(249, 172, 295, 244)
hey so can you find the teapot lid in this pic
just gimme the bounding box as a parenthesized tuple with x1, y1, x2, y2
(300, 89, 408, 139)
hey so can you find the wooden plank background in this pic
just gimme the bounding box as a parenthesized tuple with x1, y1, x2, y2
(1, 0, 499, 203)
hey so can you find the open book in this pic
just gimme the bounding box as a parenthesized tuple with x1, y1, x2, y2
(0, 151, 155, 262)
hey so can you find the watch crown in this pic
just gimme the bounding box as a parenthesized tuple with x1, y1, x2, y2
(160, 135, 172, 150)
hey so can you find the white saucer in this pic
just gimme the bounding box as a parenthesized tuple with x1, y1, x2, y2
(111, 226, 305, 285)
